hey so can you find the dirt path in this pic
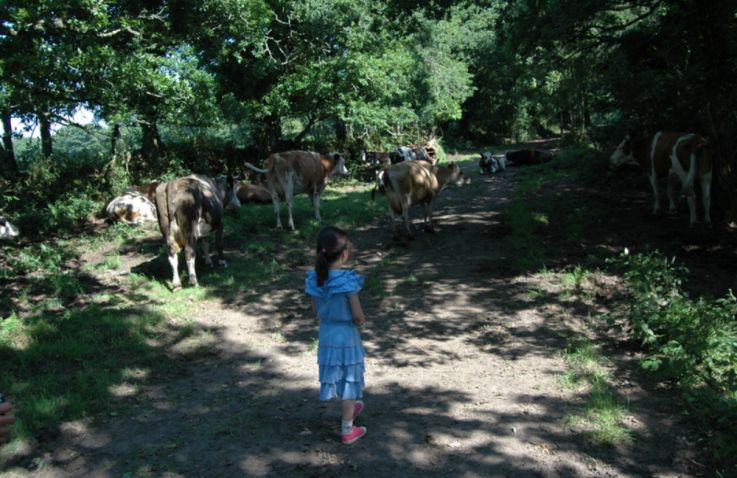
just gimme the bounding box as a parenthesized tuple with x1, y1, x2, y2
(2, 164, 705, 477)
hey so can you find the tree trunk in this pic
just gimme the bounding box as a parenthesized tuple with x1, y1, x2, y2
(335, 117, 347, 147)
(39, 112, 53, 157)
(255, 114, 282, 154)
(141, 120, 162, 161)
(0, 110, 18, 177)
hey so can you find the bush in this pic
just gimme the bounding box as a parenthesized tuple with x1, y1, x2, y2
(609, 250, 737, 472)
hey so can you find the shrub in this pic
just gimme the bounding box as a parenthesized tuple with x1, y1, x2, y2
(610, 250, 737, 472)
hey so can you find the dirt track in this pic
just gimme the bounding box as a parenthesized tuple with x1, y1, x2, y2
(1, 161, 712, 477)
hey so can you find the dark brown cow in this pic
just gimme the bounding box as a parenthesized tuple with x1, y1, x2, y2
(609, 132, 712, 225)
(378, 161, 469, 238)
(505, 149, 553, 166)
(155, 174, 240, 290)
(244, 151, 349, 230)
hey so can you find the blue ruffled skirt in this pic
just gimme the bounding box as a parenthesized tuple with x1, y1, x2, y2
(318, 344, 365, 401)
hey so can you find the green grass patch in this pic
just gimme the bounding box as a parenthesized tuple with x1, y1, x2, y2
(0, 303, 179, 443)
(561, 339, 633, 447)
(502, 147, 607, 272)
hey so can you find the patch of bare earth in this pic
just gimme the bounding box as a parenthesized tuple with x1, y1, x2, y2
(1, 159, 715, 477)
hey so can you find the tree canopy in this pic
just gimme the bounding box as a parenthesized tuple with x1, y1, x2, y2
(1, 0, 735, 210)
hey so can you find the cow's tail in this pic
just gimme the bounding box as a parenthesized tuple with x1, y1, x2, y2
(243, 161, 269, 174)
(370, 170, 387, 201)
(166, 180, 178, 241)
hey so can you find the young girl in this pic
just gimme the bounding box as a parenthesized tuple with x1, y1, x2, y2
(305, 226, 367, 444)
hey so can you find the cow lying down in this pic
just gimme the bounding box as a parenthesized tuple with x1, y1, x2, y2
(376, 161, 469, 238)
(236, 181, 272, 204)
(479, 152, 508, 175)
(105, 189, 158, 226)
(155, 174, 240, 290)
(0, 217, 19, 239)
(505, 149, 553, 166)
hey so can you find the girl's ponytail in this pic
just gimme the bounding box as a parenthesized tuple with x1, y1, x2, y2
(314, 226, 350, 286)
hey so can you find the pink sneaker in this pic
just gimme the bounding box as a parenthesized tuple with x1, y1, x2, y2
(352, 400, 364, 420)
(341, 426, 367, 445)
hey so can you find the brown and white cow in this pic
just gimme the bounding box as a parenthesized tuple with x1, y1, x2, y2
(235, 181, 272, 204)
(378, 161, 469, 238)
(105, 189, 158, 226)
(609, 132, 712, 225)
(0, 216, 19, 239)
(154, 174, 240, 290)
(243, 151, 349, 230)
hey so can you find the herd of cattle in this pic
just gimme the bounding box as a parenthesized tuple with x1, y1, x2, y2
(0, 131, 715, 289)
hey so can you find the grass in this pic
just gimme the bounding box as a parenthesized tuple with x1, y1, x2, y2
(501, 147, 606, 272)
(0, 176, 392, 448)
(560, 339, 633, 447)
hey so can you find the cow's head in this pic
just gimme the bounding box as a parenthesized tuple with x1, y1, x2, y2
(217, 174, 241, 210)
(0, 217, 19, 239)
(330, 153, 350, 177)
(609, 135, 637, 168)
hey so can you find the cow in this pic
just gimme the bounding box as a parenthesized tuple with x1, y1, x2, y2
(0, 217, 19, 239)
(361, 150, 392, 168)
(479, 152, 508, 175)
(236, 181, 272, 204)
(131, 182, 160, 202)
(243, 151, 349, 230)
(609, 132, 713, 226)
(505, 149, 553, 166)
(390, 146, 435, 165)
(377, 161, 469, 238)
(105, 189, 158, 226)
(154, 174, 240, 290)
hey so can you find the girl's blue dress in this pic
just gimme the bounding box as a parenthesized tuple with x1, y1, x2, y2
(305, 269, 365, 401)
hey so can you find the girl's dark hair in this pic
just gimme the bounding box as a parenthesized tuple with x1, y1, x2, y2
(315, 226, 350, 286)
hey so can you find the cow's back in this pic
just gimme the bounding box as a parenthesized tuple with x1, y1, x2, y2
(635, 132, 709, 178)
(155, 175, 224, 249)
(384, 161, 439, 213)
(266, 151, 324, 196)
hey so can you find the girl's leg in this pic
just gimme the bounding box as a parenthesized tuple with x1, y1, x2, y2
(340, 399, 367, 444)
(341, 400, 356, 422)
(341, 400, 356, 435)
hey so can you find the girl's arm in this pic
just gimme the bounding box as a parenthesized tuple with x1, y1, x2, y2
(348, 294, 365, 326)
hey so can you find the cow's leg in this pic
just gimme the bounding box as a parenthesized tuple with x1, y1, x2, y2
(185, 241, 198, 287)
(701, 170, 712, 226)
(215, 227, 227, 267)
(387, 204, 399, 238)
(200, 237, 214, 267)
(648, 173, 661, 215)
(402, 195, 414, 238)
(666, 172, 679, 215)
(422, 203, 434, 232)
(168, 249, 181, 291)
(285, 176, 296, 231)
(685, 189, 698, 226)
(312, 193, 322, 221)
(268, 183, 282, 229)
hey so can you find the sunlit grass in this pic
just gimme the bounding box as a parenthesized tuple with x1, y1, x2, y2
(561, 339, 633, 447)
